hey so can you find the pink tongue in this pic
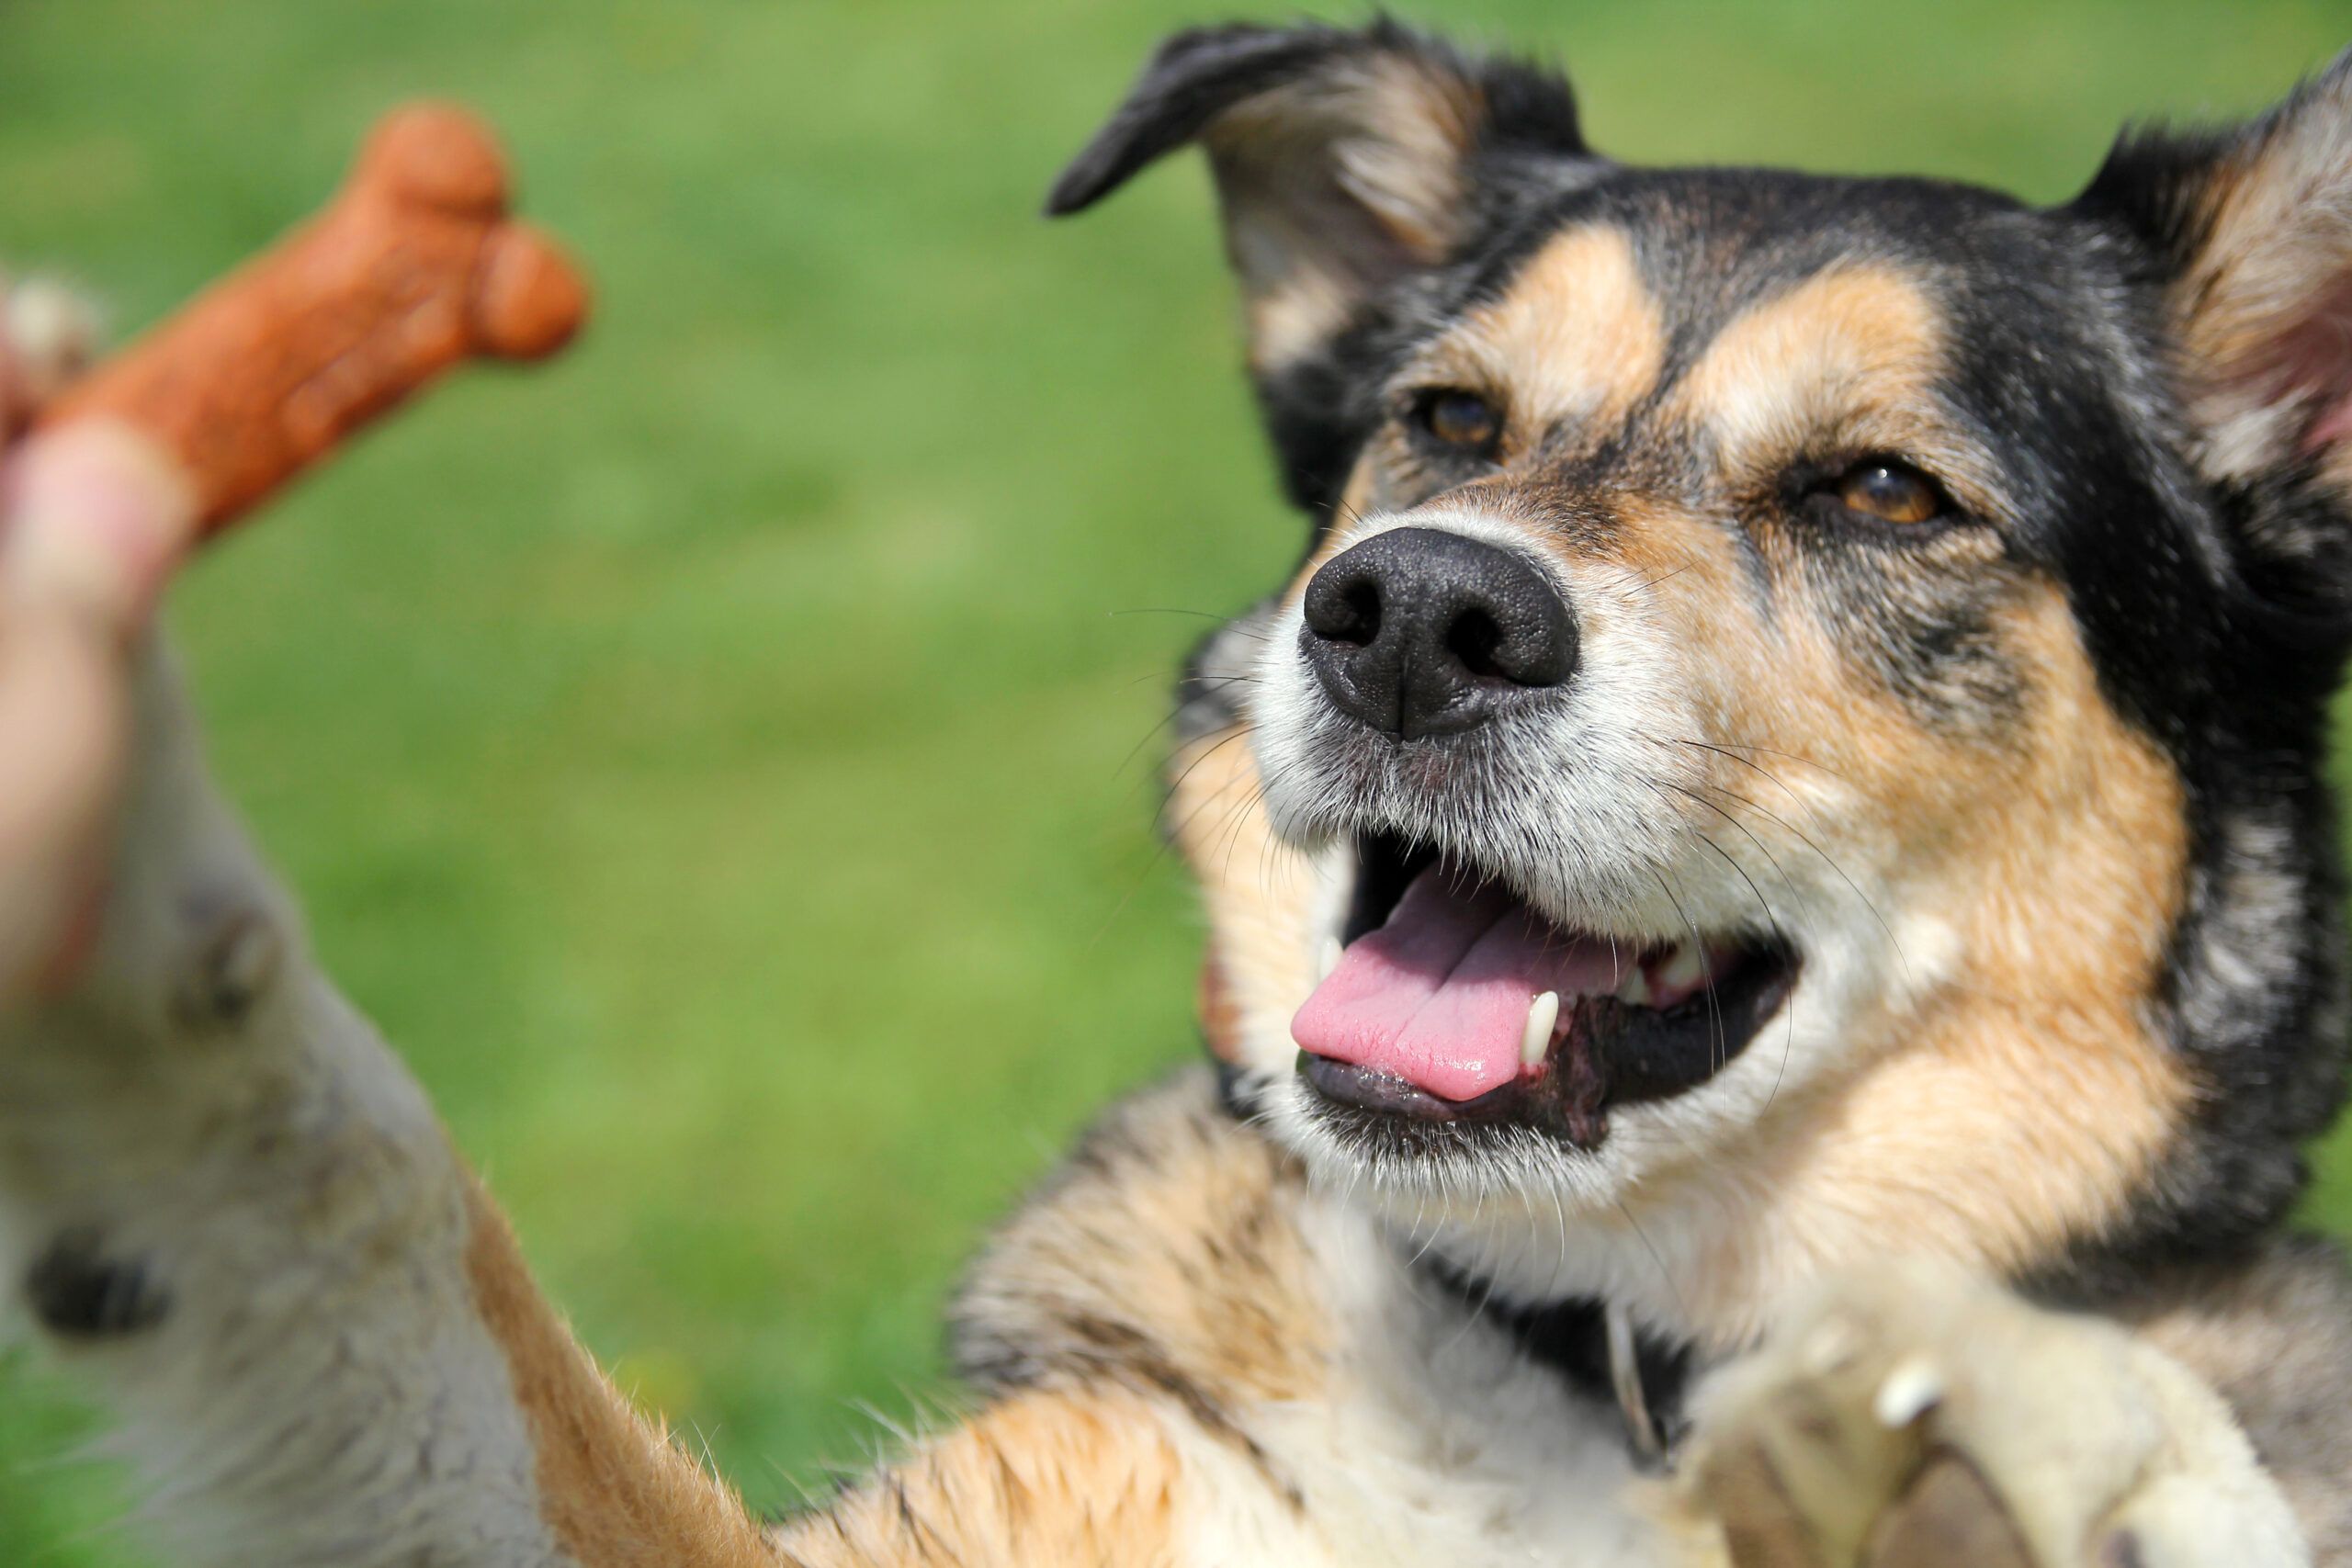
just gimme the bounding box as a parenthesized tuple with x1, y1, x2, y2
(1293, 865, 1622, 1101)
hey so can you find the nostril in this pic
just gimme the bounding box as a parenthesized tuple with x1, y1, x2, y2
(1443, 605, 1503, 679)
(1305, 570, 1383, 648)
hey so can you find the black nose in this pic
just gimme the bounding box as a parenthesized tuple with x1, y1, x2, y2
(1300, 526, 1577, 740)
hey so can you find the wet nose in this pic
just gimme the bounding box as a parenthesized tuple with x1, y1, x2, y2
(1300, 526, 1578, 740)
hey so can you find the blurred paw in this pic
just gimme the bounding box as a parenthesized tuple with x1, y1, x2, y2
(1683, 1260, 2307, 1568)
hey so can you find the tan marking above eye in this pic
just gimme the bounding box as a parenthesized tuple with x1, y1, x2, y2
(1421, 389, 1500, 447)
(1668, 265, 1959, 491)
(1836, 459, 1945, 525)
(1431, 226, 1666, 444)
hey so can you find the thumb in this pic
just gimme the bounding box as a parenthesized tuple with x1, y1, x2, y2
(1, 420, 198, 636)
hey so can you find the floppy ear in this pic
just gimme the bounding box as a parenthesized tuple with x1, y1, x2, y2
(1048, 20, 1589, 510)
(2076, 52, 2352, 591)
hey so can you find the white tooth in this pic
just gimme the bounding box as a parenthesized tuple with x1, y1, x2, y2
(1616, 965, 1654, 1007)
(1520, 991, 1561, 1068)
(1317, 938, 1344, 982)
(1657, 942, 1707, 992)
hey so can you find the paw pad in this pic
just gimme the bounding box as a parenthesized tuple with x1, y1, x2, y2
(25, 1230, 169, 1339)
(170, 897, 283, 1030)
(1860, 1451, 2036, 1568)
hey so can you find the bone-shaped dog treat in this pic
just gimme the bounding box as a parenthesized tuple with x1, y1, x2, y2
(37, 103, 589, 537)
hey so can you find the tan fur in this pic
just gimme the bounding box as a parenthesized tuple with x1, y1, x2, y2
(1417, 225, 1668, 448)
(462, 1175, 779, 1568)
(1246, 264, 1364, 375)
(1570, 272, 2185, 1313)
(769, 1389, 1190, 1568)
(956, 1067, 1329, 1411)
(1669, 263, 2005, 508)
(1647, 301, 2195, 1325)
(1606, 573, 2195, 1338)
(1168, 726, 1321, 1074)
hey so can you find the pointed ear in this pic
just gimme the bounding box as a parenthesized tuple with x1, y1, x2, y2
(1048, 20, 1590, 378)
(2076, 53, 2352, 529)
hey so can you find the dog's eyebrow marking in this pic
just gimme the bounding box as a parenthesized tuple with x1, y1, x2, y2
(1670, 264, 1949, 467)
(1444, 224, 1667, 446)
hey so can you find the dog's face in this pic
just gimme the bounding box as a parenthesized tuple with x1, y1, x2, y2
(1057, 24, 2352, 1340)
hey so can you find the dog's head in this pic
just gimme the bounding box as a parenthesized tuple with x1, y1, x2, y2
(1056, 22, 2352, 1343)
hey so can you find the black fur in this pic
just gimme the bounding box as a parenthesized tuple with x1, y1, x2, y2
(1047, 19, 1586, 221)
(1421, 1259, 1699, 1465)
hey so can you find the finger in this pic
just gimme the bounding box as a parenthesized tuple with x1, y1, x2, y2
(0, 613, 126, 996)
(1, 420, 198, 636)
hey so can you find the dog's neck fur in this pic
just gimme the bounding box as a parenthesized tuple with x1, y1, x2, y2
(1209, 1058, 1700, 1465)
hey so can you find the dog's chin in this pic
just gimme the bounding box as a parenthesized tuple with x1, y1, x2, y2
(1271, 829, 1802, 1179)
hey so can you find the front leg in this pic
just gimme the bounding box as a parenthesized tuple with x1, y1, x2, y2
(1680, 1260, 2311, 1568)
(0, 643, 778, 1566)
(0, 632, 1343, 1568)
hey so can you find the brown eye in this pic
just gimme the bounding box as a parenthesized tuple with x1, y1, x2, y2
(1419, 389, 1501, 449)
(1834, 459, 1946, 525)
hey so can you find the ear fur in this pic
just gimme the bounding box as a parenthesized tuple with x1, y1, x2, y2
(1049, 20, 1589, 510)
(2077, 51, 2352, 590)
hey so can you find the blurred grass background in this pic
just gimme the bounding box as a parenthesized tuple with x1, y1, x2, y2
(2, 0, 2350, 1559)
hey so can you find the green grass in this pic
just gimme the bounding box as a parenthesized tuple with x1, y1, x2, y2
(1, 1, 2350, 1559)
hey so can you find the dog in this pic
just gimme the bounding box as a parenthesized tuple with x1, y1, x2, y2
(8, 17, 2352, 1566)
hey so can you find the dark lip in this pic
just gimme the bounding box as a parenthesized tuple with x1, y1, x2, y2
(1298, 831, 1802, 1153)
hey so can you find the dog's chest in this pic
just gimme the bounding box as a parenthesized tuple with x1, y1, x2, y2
(1180, 1214, 1694, 1566)
(955, 1076, 1702, 1564)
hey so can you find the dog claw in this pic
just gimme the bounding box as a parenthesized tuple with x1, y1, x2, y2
(1872, 1355, 1944, 1427)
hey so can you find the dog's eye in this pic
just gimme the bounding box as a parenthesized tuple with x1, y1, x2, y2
(1829, 459, 1947, 525)
(1415, 389, 1501, 450)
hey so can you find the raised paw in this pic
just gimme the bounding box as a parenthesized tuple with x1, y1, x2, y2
(1682, 1260, 2309, 1568)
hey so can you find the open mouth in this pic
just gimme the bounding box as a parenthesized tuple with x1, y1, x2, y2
(1292, 832, 1798, 1147)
